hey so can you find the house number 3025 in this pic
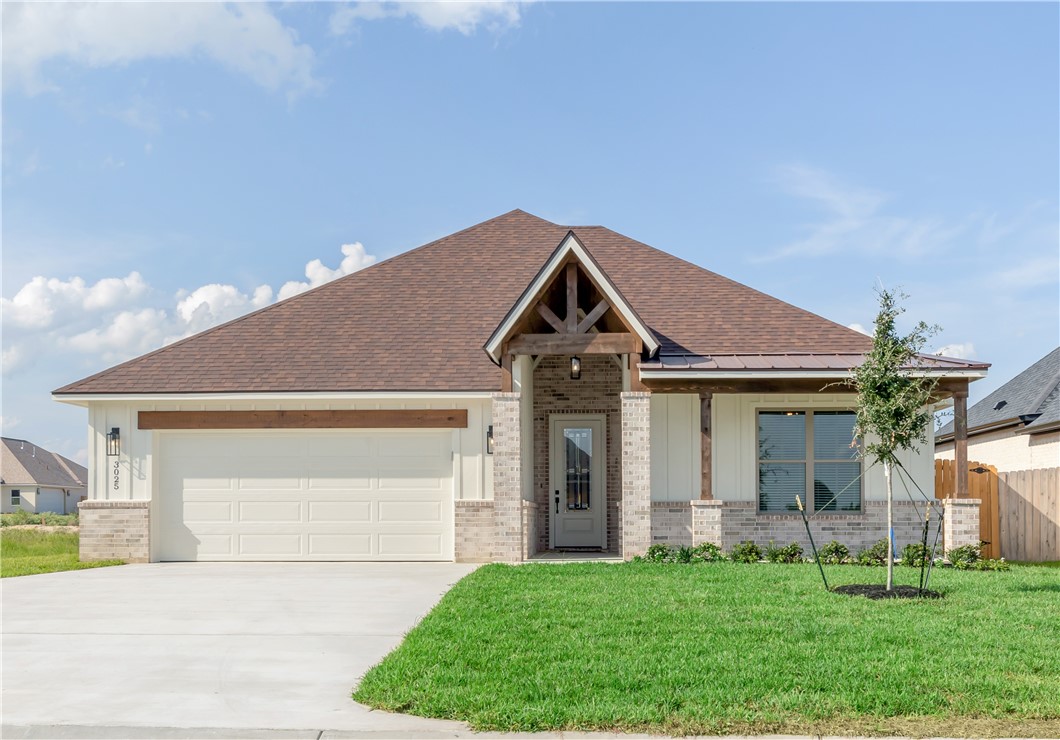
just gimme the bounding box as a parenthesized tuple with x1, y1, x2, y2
(112, 460, 120, 491)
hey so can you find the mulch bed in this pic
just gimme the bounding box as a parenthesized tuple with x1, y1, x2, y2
(832, 584, 942, 599)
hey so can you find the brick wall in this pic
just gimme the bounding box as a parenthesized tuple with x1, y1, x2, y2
(532, 355, 622, 553)
(651, 501, 692, 545)
(653, 499, 934, 556)
(492, 392, 523, 562)
(79, 500, 150, 562)
(621, 391, 652, 559)
(943, 498, 981, 555)
(455, 500, 495, 562)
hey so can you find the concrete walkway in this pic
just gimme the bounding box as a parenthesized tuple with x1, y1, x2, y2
(1, 563, 477, 734)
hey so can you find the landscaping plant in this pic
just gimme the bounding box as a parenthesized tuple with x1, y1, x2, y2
(850, 287, 939, 591)
(856, 539, 890, 566)
(730, 540, 763, 563)
(820, 540, 850, 565)
(765, 540, 804, 564)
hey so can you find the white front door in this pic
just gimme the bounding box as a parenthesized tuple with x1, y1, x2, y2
(550, 416, 606, 549)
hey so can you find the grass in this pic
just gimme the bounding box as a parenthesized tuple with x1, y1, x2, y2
(354, 562, 1060, 737)
(0, 528, 123, 578)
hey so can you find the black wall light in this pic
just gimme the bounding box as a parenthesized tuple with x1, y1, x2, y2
(570, 356, 582, 380)
(486, 425, 494, 455)
(106, 427, 121, 456)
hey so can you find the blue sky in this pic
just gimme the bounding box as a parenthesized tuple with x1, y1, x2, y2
(3, 1, 1058, 463)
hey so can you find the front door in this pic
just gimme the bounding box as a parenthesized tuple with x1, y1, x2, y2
(550, 416, 606, 549)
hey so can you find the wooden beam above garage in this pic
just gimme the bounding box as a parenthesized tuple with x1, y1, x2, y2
(138, 409, 468, 430)
(507, 332, 638, 355)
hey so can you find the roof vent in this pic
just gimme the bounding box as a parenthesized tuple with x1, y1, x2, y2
(993, 400, 1008, 411)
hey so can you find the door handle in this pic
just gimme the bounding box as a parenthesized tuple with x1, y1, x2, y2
(555, 491, 559, 514)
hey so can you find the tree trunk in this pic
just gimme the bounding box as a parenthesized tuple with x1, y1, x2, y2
(885, 460, 894, 591)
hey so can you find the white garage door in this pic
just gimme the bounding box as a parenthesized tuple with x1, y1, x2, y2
(157, 431, 453, 561)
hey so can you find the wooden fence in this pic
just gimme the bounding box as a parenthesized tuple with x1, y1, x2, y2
(935, 459, 1060, 562)
(997, 467, 1060, 562)
(934, 459, 1000, 558)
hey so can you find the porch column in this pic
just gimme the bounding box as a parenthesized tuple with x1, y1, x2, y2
(953, 384, 969, 499)
(620, 391, 652, 559)
(492, 392, 524, 563)
(700, 392, 712, 500)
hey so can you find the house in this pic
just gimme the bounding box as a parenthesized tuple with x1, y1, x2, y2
(53, 210, 988, 563)
(936, 346, 1059, 472)
(1, 437, 88, 515)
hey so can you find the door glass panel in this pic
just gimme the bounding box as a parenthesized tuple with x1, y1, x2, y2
(564, 427, 592, 510)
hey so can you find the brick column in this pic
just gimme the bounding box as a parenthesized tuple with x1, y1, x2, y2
(943, 498, 981, 556)
(620, 391, 651, 560)
(79, 500, 150, 562)
(691, 499, 723, 546)
(492, 392, 523, 563)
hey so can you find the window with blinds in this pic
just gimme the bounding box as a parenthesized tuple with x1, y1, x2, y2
(757, 410, 861, 513)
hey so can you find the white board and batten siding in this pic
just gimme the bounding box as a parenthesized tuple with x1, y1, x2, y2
(85, 397, 494, 562)
(650, 394, 701, 501)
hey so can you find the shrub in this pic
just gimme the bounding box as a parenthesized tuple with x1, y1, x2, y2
(819, 540, 850, 565)
(730, 540, 762, 563)
(689, 542, 726, 563)
(856, 539, 891, 566)
(643, 544, 674, 563)
(948, 542, 982, 570)
(971, 557, 1010, 572)
(765, 540, 803, 564)
(1, 511, 78, 527)
(674, 545, 695, 564)
(901, 542, 929, 568)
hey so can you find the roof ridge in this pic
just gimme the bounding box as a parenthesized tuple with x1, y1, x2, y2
(54, 209, 558, 394)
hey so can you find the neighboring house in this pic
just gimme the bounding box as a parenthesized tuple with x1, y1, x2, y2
(53, 210, 988, 563)
(936, 347, 1059, 472)
(1, 437, 88, 515)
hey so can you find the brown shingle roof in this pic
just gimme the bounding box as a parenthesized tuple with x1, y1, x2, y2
(53, 209, 980, 395)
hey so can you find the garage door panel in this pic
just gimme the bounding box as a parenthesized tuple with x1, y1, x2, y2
(238, 533, 302, 557)
(378, 500, 443, 523)
(308, 500, 371, 522)
(238, 500, 302, 523)
(308, 533, 372, 556)
(378, 533, 444, 557)
(159, 431, 453, 561)
(183, 500, 233, 523)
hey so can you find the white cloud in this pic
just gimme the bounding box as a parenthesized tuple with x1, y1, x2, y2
(3, 2, 320, 97)
(996, 254, 1060, 289)
(1, 415, 21, 433)
(760, 165, 966, 261)
(330, 1, 523, 36)
(278, 242, 376, 300)
(0, 272, 147, 329)
(847, 322, 870, 336)
(935, 342, 977, 360)
(2, 244, 375, 375)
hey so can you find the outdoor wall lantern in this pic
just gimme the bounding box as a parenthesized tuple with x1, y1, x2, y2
(106, 427, 121, 457)
(570, 356, 582, 380)
(486, 425, 494, 455)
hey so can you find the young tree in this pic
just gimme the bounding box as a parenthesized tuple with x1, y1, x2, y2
(851, 288, 940, 591)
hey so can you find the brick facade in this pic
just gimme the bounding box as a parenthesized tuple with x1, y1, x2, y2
(522, 500, 538, 560)
(621, 391, 652, 559)
(78, 500, 150, 562)
(942, 498, 981, 555)
(454, 500, 495, 562)
(533, 355, 622, 553)
(653, 499, 936, 555)
(492, 392, 523, 563)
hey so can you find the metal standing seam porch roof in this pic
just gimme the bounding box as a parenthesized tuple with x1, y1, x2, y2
(54, 209, 988, 397)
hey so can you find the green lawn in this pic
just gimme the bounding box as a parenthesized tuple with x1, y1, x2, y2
(0, 528, 124, 578)
(354, 562, 1060, 737)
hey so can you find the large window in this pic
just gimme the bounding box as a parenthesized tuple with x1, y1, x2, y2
(757, 411, 861, 513)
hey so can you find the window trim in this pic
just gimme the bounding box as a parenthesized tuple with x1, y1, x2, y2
(755, 409, 863, 515)
(10, 489, 21, 506)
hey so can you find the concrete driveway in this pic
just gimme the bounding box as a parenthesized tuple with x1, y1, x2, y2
(2, 562, 478, 734)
